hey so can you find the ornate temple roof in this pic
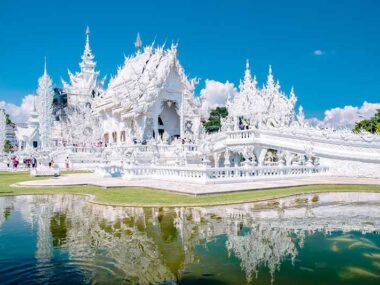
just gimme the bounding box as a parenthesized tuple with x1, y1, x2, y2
(94, 43, 199, 118)
(226, 61, 298, 128)
(62, 27, 104, 107)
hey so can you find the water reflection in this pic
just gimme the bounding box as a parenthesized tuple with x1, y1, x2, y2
(1, 192, 380, 284)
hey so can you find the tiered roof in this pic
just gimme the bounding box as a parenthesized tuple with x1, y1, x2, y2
(95, 43, 199, 119)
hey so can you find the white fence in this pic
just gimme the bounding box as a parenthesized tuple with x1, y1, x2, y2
(120, 164, 329, 184)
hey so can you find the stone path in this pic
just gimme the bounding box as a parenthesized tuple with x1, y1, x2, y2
(14, 173, 380, 195)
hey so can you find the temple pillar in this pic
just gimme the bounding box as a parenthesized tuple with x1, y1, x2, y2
(214, 153, 220, 168)
(284, 151, 293, 166)
(224, 150, 231, 167)
(153, 115, 159, 139)
(180, 96, 184, 138)
(254, 147, 267, 167)
(234, 116, 239, 131)
(233, 153, 241, 167)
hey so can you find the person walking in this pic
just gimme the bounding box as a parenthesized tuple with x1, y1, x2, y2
(32, 157, 37, 168)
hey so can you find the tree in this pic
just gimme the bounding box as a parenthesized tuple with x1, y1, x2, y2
(203, 107, 228, 133)
(3, 140, 12, 153)
(5, 113, 12, 125)
(353, 109, 380, 134)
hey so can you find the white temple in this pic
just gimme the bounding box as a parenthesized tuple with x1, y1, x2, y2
(10, 27, 380, 181)
(94, 43, 202, 144)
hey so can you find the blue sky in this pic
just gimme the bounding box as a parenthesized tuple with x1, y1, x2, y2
(0, 0, 379, 118)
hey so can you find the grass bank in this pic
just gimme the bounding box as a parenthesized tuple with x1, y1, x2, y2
(1, 171, 380, 207)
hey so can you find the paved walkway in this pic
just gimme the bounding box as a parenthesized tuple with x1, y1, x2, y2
(14, 173, 380, 195)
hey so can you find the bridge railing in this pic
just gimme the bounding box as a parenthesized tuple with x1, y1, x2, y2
(226, 129, 256, 140)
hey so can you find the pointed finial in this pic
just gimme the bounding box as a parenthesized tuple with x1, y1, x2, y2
(244, 59, 252, 81)
(135, 32, 142, 50)
(269, 64, 272, 75)
(85, 26, 91, 52)
(44, 56, 47, 76)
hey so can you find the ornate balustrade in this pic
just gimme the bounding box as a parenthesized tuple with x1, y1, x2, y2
(104, 143, 198, 153)
(225, 128, 380, 149)
(226, 129, 256, 140)
(121, 164, 328, 184)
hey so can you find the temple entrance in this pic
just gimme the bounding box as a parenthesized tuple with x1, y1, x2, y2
(158, 100, 180, 140)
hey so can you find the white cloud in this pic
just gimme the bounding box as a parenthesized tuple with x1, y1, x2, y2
(313, 49, 324, 56)
(200, 79, 237, 119)
(0, 94, 35, 124)
(307, 101, 380, 129)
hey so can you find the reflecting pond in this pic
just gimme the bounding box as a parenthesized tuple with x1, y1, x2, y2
(1, 193, 380, 284)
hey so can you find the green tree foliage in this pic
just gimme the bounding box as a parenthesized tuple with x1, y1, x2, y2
(203, 107, 228, 133)
(3, 140, 12, 153)
(5, 113, 12, 125)
(353, 109, 380, 134)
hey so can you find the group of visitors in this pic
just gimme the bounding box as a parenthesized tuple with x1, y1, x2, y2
(6, 156, 37, 169)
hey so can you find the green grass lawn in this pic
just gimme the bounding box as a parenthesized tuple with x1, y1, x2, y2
(1, 171, 380, 207)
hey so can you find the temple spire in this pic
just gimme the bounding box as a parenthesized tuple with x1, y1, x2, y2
(85, 26, 91, 52)
(266, 65, 275, 90)
(78, 26, 96, 76)
(43, 56, 47, 76)
(37, 60, 54, 149)
(244, 59, 252, 81)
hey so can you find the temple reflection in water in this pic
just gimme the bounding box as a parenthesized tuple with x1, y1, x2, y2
(1, 193, 380, 284)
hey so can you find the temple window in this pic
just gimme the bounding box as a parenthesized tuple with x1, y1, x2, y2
(120, 131, 126, 142)
(158, 116, 164, 126)
(112, 132, 117, 143)
(104, 133, 109, 144)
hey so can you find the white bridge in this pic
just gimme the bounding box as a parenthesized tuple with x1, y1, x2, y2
(212, 128, 380, 164)
(60, 126, 378, 184)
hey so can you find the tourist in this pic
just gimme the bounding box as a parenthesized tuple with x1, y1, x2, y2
(12, 157, 18, 168)
(32, 157, 37, 168)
